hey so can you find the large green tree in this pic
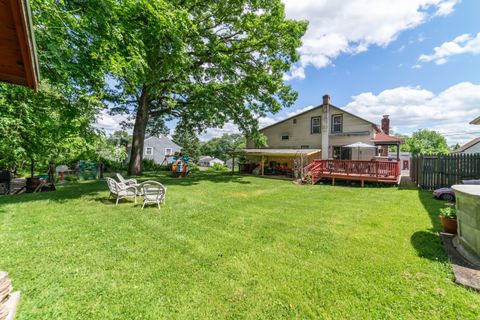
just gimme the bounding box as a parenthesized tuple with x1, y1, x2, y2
(101, 0, 307, 175)
(172, 124, 201, 162)
(403, 129, 450, 156)
(0, 82, 99, 172)
(200, 134, 246, 161)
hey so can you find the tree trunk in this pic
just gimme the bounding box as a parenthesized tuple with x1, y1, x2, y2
(128, 89, 150, 176)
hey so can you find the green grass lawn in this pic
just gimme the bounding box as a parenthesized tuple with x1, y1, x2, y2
(1, 171, 479, 319)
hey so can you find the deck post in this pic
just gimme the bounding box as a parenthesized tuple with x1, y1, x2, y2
(332, 177, 335, 186)
(361, 180, 364, 187)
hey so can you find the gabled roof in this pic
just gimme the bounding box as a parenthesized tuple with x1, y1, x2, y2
(452, 137, 480, 153)
(470, 116, 480, 125)
(259, 104, 379, 132)
(372, 132, 403, 144)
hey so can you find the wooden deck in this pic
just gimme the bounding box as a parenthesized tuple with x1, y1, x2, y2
(304, 159, 401, 186)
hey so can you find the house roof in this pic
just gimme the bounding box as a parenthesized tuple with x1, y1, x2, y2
(236, 149, 321, 156)
(452, 137, 480, 153)
(470, 116, 480, 125)
(372, 132, 403, 145)
(259, 104, 379, 132)
(0, 0, 40, 90)
(199, 156, 223, 162)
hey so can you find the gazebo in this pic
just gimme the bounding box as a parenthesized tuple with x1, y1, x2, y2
(372, 132, 403, 160)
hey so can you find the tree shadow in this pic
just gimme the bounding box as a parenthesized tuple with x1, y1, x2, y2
(0, 172, 251, 207)
(410, 230, 448, 263)
(409, 189, 449, 262)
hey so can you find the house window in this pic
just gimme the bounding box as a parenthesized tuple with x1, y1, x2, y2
(311, 116, 321, 134)
(293, 118, 297, 124)
(165, 148, 172, 155)
(331, 114, 343, 133)
(301, 145, 309, 149)
(332, 146, 351, 160)
(281, 134, 289, 140)
(145, 147, 153, 155)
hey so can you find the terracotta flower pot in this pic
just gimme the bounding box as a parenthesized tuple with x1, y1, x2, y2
(440, 216, 457, 234)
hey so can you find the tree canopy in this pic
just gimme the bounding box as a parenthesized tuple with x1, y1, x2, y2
(403, 129, 450, 156)
(200, 134, 246, 161)
(95, 0, 307, 174)
(172, 124, 202, 162)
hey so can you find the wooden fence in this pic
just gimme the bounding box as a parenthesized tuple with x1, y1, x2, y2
(410, 153, 480, 190)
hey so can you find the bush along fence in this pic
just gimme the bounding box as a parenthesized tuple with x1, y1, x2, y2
(410, 153, 480, 190)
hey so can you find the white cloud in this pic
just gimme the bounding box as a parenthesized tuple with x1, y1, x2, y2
(419, 32, 480, 65)
(411, 64, 422, 69)
(282, 0, 460, 80)
(198, 122, 241, 141)
(344, 82, 480, 144)
(94, 109, 130, 135)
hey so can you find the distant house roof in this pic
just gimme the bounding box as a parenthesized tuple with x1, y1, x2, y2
(127, 135, 181, 149)
(236, 149, 321, 156)
(199, 156, 223, 162)
(470, 117, 480, 125)
(452, 137, 480, 153)
(372, 132, 403, 145)
(259, 104, 379, 132)
(0, 0, 40, 90)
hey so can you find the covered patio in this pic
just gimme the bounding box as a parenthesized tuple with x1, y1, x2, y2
(231, 149, 321, 179)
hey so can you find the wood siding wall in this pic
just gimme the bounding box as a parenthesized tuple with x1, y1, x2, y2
(247, 105, 376, 160)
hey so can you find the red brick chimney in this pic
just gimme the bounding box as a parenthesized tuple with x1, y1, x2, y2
(322, 94, 330, 105)
(381, 115, 390, 134)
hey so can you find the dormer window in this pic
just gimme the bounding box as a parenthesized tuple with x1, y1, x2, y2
(311, 116, 321, 134)
(331, 114, 343, 133)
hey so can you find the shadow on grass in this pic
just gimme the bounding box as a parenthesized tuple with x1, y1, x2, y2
(410, 230, 448, 263)
(409, 189, 449, 262)
(0, 171, 250, 207)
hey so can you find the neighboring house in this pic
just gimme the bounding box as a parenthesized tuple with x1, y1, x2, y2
(225, 159, 234, 168)
(452, 138, 480, 154)
(128, 135, 181, 165)
(199, 156, 224, 167)
(245, 95, 401, 162)
(389, 152, 411, 170)
(453, 117, 480, 154)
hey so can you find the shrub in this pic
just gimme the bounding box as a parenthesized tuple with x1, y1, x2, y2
(188, 163, 199, 173)
(207, 162, 228, 172)
(64, 175, 78, 182)
(440, 207, 456, 219)
(142, 159, 161, 171)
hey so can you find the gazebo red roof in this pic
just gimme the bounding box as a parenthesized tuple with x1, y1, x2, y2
(372, 132, 403, 144)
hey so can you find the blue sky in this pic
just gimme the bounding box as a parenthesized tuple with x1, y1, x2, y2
(97, 0, 480, 145)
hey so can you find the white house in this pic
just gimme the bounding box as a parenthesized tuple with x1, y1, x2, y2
(199, 156, 224, 167)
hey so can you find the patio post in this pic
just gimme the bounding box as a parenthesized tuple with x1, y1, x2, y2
(396, 144, 400, 161)
(261, 156, 264, 176)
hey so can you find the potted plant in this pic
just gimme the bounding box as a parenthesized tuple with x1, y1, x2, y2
(439, 205, 457, 234)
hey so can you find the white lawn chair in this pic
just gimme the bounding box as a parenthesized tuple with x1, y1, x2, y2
(106, 177, 137, 206)
(116, 173, 138, 187)
(139, 181, 166, 210)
